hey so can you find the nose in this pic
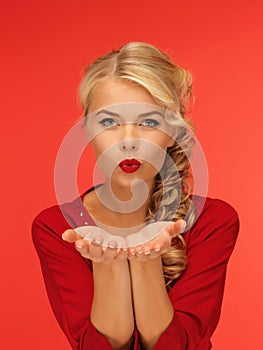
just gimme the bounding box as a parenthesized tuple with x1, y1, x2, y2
(119, 138, 139, 151)
(119, 124, 139, 151)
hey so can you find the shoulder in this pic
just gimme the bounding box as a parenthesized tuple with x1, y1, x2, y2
(31, 193, 94, 245)
(31, 199, 84, 259)
(187, 196, 240, 245)
(33, 204, 69, 227)
(33, 204, 63, 224)
(32, 196, 83, 238)
(195, 196, 239, 221)
(32, 205, 69, 243)
(192, 196, 239, 226)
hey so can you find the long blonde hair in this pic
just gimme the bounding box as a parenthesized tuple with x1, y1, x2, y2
(79, 42, 196, 288)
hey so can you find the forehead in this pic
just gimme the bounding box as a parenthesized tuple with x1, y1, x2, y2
(89, 102, 165, 119)
(88, 78, 159, 112)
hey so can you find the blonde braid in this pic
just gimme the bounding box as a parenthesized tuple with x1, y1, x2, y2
(146, 125, 196, 288)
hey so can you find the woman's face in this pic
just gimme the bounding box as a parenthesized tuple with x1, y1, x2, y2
(86, 78, 175, 190)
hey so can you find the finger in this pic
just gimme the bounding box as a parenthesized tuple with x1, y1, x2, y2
(135, 246, 143, 254)
(142, 245, 151, 255)
(136, 245, 151, 260)
(147, 249, 161, 259)
(145, 242, 169, 260)
(133, 245, 149, 261)
(128, 247, 137, 260)
(168, 220, 186, 237)
(161, 237, 172, 250)
(128, 245, 150, 260)
(62, 229, 82, 242)
(75, 239, 90, 258)
(153, 241, 161, 253)
(152, 236, 171, 254)
(102, 241, 119, 263)
(116, 247, 129, 261)
(89, 236, 104, 260)
(135, 251, 150, 261)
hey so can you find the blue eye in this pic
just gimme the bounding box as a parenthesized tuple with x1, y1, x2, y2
(99, 118, 119, 128)
(140, 119, 160, 128)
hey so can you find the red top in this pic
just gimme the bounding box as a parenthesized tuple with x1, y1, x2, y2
(32, 193, 239, 350)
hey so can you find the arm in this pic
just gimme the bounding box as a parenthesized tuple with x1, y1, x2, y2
(129, 198, 239, 350)
(62, 229, 135, 349)
(32, 206, 129, 350)
(91, 260, 134, 349)
(127, 220, 187, 349)
(129, 257, 174, 350)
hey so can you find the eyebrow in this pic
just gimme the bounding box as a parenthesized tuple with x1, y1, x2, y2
(95, 109, 164, 118)
(138, 111, 164, 118)
(95, 109, 120, 117)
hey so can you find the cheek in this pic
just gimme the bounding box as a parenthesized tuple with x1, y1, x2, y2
(144, 132, 174, 149)
(161, 134, 175, 148)
(139, 145, 167, 174)
(90, 137, 111, 157)
(144, 163, 159, 177)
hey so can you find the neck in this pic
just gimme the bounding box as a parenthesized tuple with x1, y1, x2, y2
(86, 181, 155, 228)
(97, 180, 152, 215)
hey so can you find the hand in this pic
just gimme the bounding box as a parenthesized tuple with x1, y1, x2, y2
(62, 229, 129, 264)
(128, 219, 186, 262)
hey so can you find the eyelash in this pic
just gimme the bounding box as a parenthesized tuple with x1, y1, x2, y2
(98, 118, 160, 128)
(139, 119, 160, 128)
(99, 118, 119, 127)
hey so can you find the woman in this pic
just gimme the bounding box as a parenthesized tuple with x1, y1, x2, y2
(32, 42, 239, 350)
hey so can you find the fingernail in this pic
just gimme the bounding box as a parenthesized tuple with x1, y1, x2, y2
(62, 235, 66, 241)
(108, 241, 117, 249)
(154, 247, 161, 252)
(143, 246, 150, 255)
(93, 237, 103, 245)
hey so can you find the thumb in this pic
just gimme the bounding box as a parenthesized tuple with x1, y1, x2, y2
(168, 220, 186, 236)
(62, 229, 82, 242)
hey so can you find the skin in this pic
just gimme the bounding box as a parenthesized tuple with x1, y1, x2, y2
(62, 78, 185, 350)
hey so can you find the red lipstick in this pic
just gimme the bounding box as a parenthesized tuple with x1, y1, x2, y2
(119, 158, 141, 173)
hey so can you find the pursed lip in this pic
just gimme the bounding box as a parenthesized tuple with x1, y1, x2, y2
(119, 158, 141, 173)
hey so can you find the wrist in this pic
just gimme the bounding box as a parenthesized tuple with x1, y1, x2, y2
(93, 258, 129, 272)
(129, 255, 162, 270)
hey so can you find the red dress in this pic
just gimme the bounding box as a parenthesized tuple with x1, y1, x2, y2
(32, 192, 239, 349)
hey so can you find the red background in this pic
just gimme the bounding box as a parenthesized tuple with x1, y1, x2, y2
(1, 1, 263, 348)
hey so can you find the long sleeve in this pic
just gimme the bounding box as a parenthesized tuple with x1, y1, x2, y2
(32, 196, 239, 350)
(152, 197, 239, 349)
(32, 204, 115, 349)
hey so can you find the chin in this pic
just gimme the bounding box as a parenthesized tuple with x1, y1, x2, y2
(112, 170, 155, 189)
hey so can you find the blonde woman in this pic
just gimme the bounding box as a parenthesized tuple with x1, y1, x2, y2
(32, 42, 239, 350)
